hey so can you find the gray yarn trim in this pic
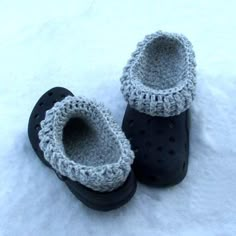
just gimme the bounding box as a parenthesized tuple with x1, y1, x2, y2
(120, 31, 196, 117)
(38, 96, 134, 192)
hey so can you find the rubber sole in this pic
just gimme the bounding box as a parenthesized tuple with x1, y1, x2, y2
(122, 105, 190, 186)
(28, 87, 137, 211)
(65, 171, 136, 211)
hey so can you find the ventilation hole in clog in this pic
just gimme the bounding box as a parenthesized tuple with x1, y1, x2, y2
(129, 120, 134, 127)
(140, 130, 145, 135)
(145, 141, 152, 147)
(169, 150, 175, 155)
(169, 136, 175, 143)
(35, 124, 40, 131)
(169, 121, 174, 128)
(157, 146, 163, 152)
(48, 92, 53, 96)
(39, 102, 44, 107)
(75, 103, 78, 108)
(34, 114, 39, 119)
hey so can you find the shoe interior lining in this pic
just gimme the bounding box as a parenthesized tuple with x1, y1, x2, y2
(132, 36, 187, 90)
(62, 115, 121, 167)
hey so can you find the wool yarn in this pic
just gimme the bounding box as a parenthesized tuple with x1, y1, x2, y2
(121, 31, 196, 117)
(39, 96, 134, 192)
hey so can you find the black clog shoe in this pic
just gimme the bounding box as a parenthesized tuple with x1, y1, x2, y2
(120, 31, 196, 186)
(28, 87, 136, 211)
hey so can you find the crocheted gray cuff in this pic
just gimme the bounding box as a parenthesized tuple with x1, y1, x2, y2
(121, 31, 196, 117)
(38, 96, 134, 192)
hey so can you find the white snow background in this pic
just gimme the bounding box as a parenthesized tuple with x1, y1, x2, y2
(0, 0, 236, 235)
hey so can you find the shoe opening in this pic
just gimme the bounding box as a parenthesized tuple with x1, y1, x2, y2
(62, 115, 121, 167)
(132, 35, 187, 90)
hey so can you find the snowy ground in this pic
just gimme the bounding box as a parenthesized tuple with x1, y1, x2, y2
(0, 1, 236, 235)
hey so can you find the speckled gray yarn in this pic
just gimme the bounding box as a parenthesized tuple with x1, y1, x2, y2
(121, 31, 196, 117)
(38, 96, 134, 192)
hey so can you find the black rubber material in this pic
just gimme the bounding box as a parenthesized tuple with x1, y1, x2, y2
(122, 105, 190, 186)
(28, 87, 137, 211)
(28, 87, 73, 168)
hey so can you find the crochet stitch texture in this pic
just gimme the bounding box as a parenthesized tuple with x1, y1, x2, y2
(39, 96, 134, 192)
(120, 31, 196, 117)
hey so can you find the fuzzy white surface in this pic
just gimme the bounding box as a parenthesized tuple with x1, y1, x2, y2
(0, 1, 236, 235)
